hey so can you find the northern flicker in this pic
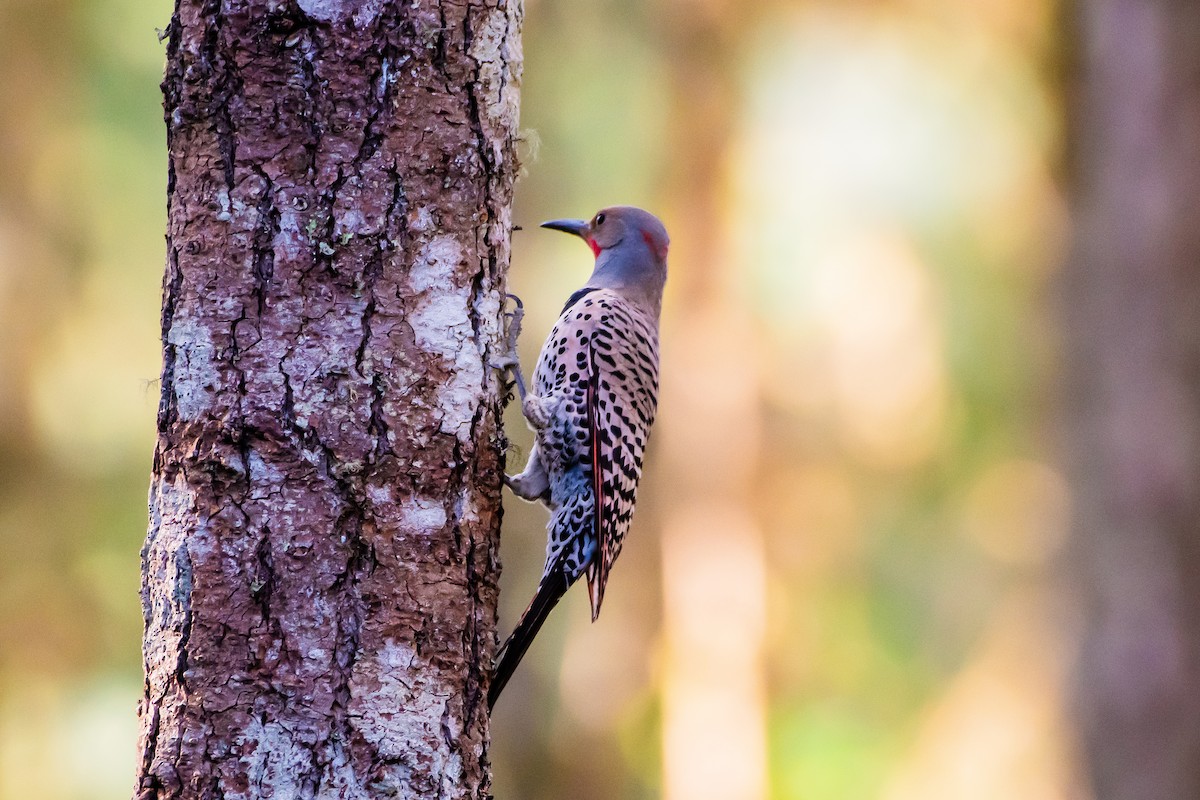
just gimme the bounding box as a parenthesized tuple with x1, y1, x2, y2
(489, 206, 669, 709)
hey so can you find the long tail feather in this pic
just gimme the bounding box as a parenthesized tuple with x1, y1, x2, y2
(488, 566, 569, 710)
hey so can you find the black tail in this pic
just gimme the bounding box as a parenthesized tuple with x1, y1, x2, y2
(488, 567, 570, 710)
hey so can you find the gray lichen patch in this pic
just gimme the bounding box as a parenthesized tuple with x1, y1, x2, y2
(296, 0, 386, 25)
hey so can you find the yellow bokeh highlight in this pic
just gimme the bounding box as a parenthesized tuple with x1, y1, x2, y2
(662, 506, 767, 800)
(810, 233, 948, 468)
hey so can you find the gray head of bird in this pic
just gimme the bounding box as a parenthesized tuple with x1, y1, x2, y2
(541, 206, 669, 313)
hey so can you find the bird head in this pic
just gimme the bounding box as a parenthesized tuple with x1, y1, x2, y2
(541, 206, 669, 262)
(541, 206, 669, 310)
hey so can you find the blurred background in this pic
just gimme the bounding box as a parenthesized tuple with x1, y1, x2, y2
(1, 0, 1191, 797)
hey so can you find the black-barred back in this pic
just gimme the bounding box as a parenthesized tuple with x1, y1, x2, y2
(533, 289, 660, 616)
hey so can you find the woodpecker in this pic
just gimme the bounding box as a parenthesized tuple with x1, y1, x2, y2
(489, 206, 668, 709)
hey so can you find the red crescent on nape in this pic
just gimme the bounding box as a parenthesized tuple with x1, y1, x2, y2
(642, 229, 668, 261)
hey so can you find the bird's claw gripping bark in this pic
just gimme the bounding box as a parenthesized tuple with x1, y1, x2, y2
(492, 293, 529, 401)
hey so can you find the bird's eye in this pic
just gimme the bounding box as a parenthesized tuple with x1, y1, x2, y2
(594, 213, 606, 225)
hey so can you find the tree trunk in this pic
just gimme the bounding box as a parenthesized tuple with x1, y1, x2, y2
(1064, 1, 1200, 797)
(655, 4, 767, 799)
(135, 1, 521, 797)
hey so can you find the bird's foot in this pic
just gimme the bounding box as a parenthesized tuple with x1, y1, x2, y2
(492, 293, 528, 401)
(521, 395, 554, 429)
(501, 293, 524, 351)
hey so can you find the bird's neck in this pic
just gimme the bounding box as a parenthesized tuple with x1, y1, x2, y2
(586, 253, 665, 318)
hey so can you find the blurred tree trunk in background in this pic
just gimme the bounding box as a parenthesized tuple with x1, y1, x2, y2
(134, 1, 521, 798)
(656, 3, 768, 799)
(1064, 1, 1200, 798)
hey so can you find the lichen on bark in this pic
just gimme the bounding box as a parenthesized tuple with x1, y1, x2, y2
(136, 1, 522, 797)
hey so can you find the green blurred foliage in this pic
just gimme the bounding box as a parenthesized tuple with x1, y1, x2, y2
(0, 0, 172, 797)
(0, 0, 1074, 798)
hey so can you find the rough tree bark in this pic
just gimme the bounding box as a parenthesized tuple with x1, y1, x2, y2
(135, 1, 521, 797)
(1064, 1, 1200, 798)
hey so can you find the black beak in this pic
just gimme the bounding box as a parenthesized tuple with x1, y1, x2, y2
(540, 218, 589, 238)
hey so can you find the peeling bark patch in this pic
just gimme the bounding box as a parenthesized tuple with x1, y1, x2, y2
(408, 234, 486, 441)
(400, 496, 450, 536)
(410, 235, 465, 294)
(233, 718, 314, 800)
(166, 316, 220, 422)
(467, 2, 523, 148)
(141, 476, 203, 696)
(296, 0, 384, 26)
(352, 640, 465, 794)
